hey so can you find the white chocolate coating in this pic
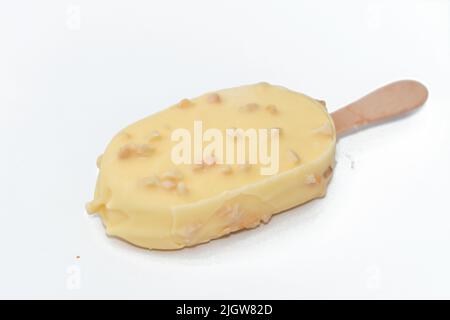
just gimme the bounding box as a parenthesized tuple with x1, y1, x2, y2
(87, 83, 336, 249)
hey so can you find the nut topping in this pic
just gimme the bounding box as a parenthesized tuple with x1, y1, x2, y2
(265, 104, 278, 114)
(160, 180, 176, 190)
(323, 166, 333, 179)
(161, 169, 184, 181)
(206, 93, 221, 104)
(140, 175, 160, 187)
(148, 130, 161, 141)
(287, 149, 300, 164)
(240, 103, 260, 112)
(177, 182, 188, 195)
(313, 123, 333, 136)
(305, 174, 320, 185)
(178, 98, 193, 109)
(118, 143, 155, 159)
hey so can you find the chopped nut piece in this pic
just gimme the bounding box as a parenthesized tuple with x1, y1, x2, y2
(305, 174, 318, 185)
(228, 204, 242, 225)
(178, 223, 201, 243)
(261, 214, 272, 223)
(140, 175, 159, 187)
(240, 103, 260, 112)
(220, 165, 233, 175)
(313, 123, 334, 136)
(177, 182, 188, 195)
(246, 103, 259, 111)
(85, 200, 103, 214)
(161, 180, 176, 190)
(161, 169, 184, 181)
(178, 98, 193, 109)
(118, 143, 155, 159)
(118, 144, 136, 159)
(323, 166, 333, 179)
(206, 93, 221, 103)
(287, 149, 301, 164)
(271, 127, 283, 136)
(316, 99, 327, 108)
(222, 227, 231, 235)
(203, 155, 216, 166)
(136, 144, 155, 156)
(148, 130, 162, 141)
(265, 104, 278, 114)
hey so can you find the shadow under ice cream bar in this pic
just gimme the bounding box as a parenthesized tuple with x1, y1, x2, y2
(86, 80, 428, 250)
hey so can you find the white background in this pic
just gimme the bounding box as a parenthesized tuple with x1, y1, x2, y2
(0, 0, 449, 299)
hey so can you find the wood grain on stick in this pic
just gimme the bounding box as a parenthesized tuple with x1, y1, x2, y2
(332, 80, 428, 135)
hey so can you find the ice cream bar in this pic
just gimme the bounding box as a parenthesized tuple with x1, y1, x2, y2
(86, 80, 427, 250)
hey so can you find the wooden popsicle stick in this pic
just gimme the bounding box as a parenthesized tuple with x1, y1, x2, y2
(332, 80, 428, 136)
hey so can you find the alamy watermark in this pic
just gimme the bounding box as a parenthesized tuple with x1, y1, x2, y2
(66, 265, 81, 290)
(171, 121, 280, 175)
(66, 4, 81, 30)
